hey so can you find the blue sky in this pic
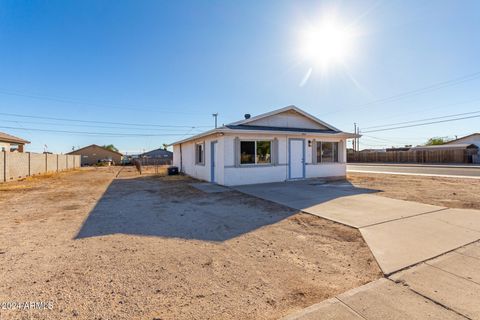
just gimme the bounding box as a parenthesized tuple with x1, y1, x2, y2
(0, 0, 479, 153)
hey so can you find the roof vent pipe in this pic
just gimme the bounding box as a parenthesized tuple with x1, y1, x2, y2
(244, 114, 251, 119)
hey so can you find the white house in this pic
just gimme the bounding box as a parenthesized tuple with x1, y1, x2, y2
(171, 106, 356, 186)
(445, 133, 480, 148)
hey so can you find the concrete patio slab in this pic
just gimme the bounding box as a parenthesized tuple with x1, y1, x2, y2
(390, 263, 480, 319)
(236, 180, 480, 275)
(361, 212, 480, 274)
(430, 208, 480, 232)
(456, 241, 480, 259)
(426, 251, 480, 284)
(282, 297, 364, 320)
(337, 279, 464, 320)
(298, 194, 444, 228)
(235, 181, 443, 228)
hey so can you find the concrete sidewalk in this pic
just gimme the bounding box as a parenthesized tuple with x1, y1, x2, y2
(283, 242, 480, 320)
(235, 180, 480, 274)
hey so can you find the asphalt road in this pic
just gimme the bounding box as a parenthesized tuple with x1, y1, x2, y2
(347, 163, 480, 178)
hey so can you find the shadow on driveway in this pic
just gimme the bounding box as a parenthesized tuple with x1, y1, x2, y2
(234, 179, 378, 210)
(75, 176, 301, 242)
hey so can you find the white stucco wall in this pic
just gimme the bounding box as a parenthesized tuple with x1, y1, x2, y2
(173, 132, 347, 186)
(222, 133, 347, 186)
(448, 134, 480, 146)
(173, 134, 225, 185)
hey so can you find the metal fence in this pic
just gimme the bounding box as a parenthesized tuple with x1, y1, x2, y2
(348, 149, 478, 164)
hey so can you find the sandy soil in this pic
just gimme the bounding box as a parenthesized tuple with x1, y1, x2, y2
(348, 172, 480, 209)
(0, 167, 380, 320)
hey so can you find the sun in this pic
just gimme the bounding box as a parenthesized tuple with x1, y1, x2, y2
(299, 18, 354, 68)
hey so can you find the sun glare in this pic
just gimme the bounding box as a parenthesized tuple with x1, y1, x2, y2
(299, 18, 354, 68)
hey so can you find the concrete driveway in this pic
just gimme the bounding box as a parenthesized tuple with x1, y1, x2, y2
(283, 241, 480, 320)
(235, 180, 480, 275)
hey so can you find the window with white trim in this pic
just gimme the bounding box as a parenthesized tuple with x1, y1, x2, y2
(240, 140, 271, 164)
(316, 142, 339, 163)
(195, 142, 205, 165)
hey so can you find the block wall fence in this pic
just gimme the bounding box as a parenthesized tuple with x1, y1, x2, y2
(0, 151, 81, 182)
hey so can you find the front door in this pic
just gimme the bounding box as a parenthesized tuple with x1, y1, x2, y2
(211, 141, 218, 183)
(289, 139, 305, 179)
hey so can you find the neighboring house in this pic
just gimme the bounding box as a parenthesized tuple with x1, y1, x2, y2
(410, 144, 479, 151)
(444, 133, 480, 163)
(67, 144, 123, 166)
(445, 133, 480, 148)
(171, 105, 355, 186)
(140, 148, 173, 164)
(0, 132, 30, 152)
(410, 143, 479, 164)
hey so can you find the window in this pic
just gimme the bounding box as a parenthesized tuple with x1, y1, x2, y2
(195, 143, 204, 165)
(316, 142, 339, 163)
(240, 140, 271, 165)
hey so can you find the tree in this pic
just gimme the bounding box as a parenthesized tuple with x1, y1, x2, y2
(425, 137, 449, 146)
(102, 144, 119, 152)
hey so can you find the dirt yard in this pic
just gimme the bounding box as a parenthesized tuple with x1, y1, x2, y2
(348, 172, 480, 209)
(0, 167, 380, 320)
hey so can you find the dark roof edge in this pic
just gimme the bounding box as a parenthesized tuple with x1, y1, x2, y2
(226, 124, 339, 133)
(66, 144, 123, 156)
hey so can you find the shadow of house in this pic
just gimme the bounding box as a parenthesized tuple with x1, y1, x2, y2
(76, 176, 378, 242)
(75, 176, 297, 242)
(234, 179, 378, 210)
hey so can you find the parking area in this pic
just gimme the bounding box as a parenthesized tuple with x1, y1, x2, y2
(0, 167, 380, 320)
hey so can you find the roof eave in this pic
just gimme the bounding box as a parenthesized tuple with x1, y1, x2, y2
(170, 128, 356, 146)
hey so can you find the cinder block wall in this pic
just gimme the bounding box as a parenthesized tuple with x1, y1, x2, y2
(46, 154, 58, 173)
(30, 153, 45, 175)
(0, 152, 5, 180)
(0, 152, 81, 182)
(58, 155, 67, 171)
(7, 152, 30, 180)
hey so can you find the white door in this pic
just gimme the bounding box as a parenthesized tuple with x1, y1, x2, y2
(211, 141, 218, 183)
(289, 139, 304, 179)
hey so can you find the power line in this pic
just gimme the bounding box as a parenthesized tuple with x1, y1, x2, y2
(321, 71, 480, 116)
(0, 125, 199, 137)
(362, 110, 480, 130)
(0, 112, 212, 128)
(362, 114, 480, 133)
(0, 88, 205, 115)
(0, 118, 207, 132)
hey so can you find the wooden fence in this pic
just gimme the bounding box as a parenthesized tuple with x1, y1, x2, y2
(348, 149, 478, 164)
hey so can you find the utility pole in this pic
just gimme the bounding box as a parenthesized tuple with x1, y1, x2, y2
(212, 113, 218, 128)
(357, 126, 360, 152)
(353, 123, 357, 152)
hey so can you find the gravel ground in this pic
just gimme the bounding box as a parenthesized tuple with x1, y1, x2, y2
(0, 167, 380, 320)
(348, 172, 480, 209)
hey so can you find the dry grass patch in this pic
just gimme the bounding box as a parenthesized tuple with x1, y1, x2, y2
(0, 167, 381, 320)
(348, 172, 480, 209)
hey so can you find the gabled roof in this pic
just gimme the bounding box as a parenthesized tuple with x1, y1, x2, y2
(229, 105, 341, 131)
(444, 133, 480, 145)
(170, 106, 352, 146)
(140, 148, 173, 157)
(0, 132, 30, 144)
(411, 143, 478, 151)
(67, 144, 123, 156)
